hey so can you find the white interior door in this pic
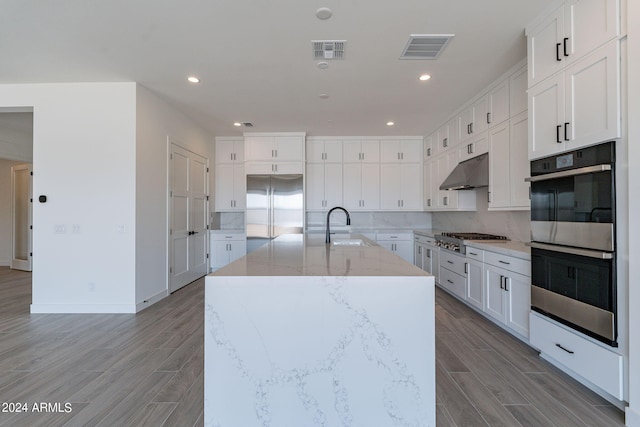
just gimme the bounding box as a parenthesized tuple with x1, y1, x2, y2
(169, 143, 209, 293)
(11, 163, 32, 271)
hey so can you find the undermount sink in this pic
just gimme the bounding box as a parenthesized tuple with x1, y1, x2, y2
(331, 238, 370, 246)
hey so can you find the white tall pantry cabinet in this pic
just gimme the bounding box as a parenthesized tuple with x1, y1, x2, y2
(214, 137, 245, 211)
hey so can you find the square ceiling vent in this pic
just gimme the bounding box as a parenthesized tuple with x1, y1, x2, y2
(400, 34, 454, 59)
(312, 40, 346, 60)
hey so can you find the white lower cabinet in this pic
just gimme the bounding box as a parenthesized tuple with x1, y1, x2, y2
(438, 250, 467, 300)
(529, 312, 623, 400)
(377, 233, 413, 263)
(210, 233, 246, 271)
(414, 234, 440, 283)
(483, 255, 530, 338)
(465, 257, 484, 310)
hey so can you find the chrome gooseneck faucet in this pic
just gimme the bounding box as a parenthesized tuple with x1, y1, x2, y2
(325, 206, 351, 243)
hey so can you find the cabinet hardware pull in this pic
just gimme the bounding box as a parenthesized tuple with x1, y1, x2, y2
(470, 123, 473, 134)
(504, 278, 509, 291)
(556, 125, 562, 143)
(556, 343, 575, 354)
(427, 148, 431, 156)
(444, 196, 448, 205)
(418, 246, 422, 254)
(427, 198, 431, 207)
(427, 249, 431, 258)
(556, 43, 562, 61)
(563, 38, 569, 57)
(564, 122, 570, 141)
(487, 112, 491, 124)
(362, 152, 365, 160)
(500, 275, 504, 289)
(464, 262, 468, 274)
(447, 260, 454, 264)
(447, 279, 454, 284)
(401, 152, 404, 160)
(443, 137, 448, 147)
(488, 191, 491, 203)
(469, 252, 478, 256)
(498, 260, 510, 265)
(275, 149, 278, 157)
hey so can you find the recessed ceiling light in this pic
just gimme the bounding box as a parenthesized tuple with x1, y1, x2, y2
(317, 62, 329, 69)
(318, 93, 330, 99)
(187, 76, 200, 83)
(315, 7, 332, 20)
(233, 122, 242, 127)
(387, 121, 395, 126)
(419, 74, 431, 81)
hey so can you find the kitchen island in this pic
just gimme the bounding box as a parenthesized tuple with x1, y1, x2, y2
(204, 234, 435, 427)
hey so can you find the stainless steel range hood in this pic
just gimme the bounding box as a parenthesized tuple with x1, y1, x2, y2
(439, 153, 489, 190)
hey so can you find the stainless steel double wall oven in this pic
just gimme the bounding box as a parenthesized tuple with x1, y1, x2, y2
(527, 141, 617, 346)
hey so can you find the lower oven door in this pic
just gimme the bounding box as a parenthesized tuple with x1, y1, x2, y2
(530, 243, 617, 346)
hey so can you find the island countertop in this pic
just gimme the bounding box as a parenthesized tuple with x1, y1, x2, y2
(210, 233, 430, 277)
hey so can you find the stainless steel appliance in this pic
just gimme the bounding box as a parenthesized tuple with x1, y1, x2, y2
(527, 141, 617, 346)
(435, 232, 509, 254)
(246, 174, 304, 252)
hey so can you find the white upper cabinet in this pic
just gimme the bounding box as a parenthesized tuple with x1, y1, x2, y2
(343, 139, 380, 163)
(435, 123, 451, 154)
(306, 139, 343, 163)
(528, 40, 620, 159)
(527, 0, 620, 87)
(458, 131, 489, 163)
(215, 163, 245, 211)
(244, 133, 304, 163)
(380, 162, 423, 210)
(424, 134, 434, 160)
(487, 80, 510, 127)
(215, 137, 244, 163)
(380, 139, 423, 163)
(509, 65, 528, 117)
(343, 163, 380, 211)
(306, 163, 343, 210)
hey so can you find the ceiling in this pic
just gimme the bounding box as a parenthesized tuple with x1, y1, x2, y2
(0, 0, 554, 137)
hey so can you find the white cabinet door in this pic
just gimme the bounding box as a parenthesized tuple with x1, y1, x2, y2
(466, 258, 484, 310)
(488, 122, 511, 209)
(306, 163, 325, 210)
(528, 72, 565, 159)
(342, 140, 379, 163)
(360, 163, 380, 209)
(423, 161, 434, 210)
(424, 135, 434, 160)
(324, 140, 343, 162)
(361, 140, 380, 163)
(380, 140, 401, 163)
(564, 40, 620, 150)
(428, 245, 440, 284)
(488, 80, 509, 127)
(564, 0, 619, 66)
(216, 139, 244, 163)
(414, 242, 425, 270)
(436, 123, 451, 153)
(436, 151, 459, 209)
(274, 136, 304, 162)
(306, 140, 326, 163)
(233, 164, 246, 209)
(244, 136, 275, 162)
(325, 163, 343, 209)
(447, 117, 460, 149)
(342, 163, 362, 211)
(472, 94, 490, 135)
(458, 131, 489, 163)
(380, 163, 402, 209)
(484, 264, 507, 322)
(215, 163, 244, 211)
(395, 240, 414, 263)
(211, 240, 231, 270)
(504, 271, 530, 337)
(401, 140, 423, 161)
(528, 4, 565, 87)
(509, 112, 531, 208)
(458, 106, 474, 142)
(401, 162, 423, 210)
(509, 65, 528, 117)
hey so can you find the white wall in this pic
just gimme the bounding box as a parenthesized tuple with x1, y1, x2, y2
(135, 85, 213, 308)
(0, 83, 138, 313)
(625, 0, 639, 424)
(0, 159, 24, 266)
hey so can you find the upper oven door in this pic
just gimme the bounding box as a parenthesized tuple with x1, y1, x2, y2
(528, 165, 614, 251)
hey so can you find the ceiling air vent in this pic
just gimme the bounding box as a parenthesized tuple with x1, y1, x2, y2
(312, 40, 346, 60)
(242, 122, 253, 127)
(400, 34, 454, 59)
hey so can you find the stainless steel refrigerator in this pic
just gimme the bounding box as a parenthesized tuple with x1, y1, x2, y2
(246, 174, 304, 252)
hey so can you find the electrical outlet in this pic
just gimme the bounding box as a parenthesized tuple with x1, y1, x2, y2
(54, 224, 66, 234)
(116, 224, 126, 233)
(72, 224, 81, 234)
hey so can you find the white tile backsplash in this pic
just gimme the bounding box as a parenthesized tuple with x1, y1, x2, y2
(306, 211, 432, 230)
(432, 188, 530, 242)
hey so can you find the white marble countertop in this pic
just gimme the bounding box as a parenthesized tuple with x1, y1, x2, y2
(210, 233, 429, 277)
(465, 240, 530, 260)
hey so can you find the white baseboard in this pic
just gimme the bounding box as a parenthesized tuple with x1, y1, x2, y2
(135, 290, 168, 312)
(30, 303, 137, 314)
(0, 259, 10, 267)
(627, 406, 640, 427)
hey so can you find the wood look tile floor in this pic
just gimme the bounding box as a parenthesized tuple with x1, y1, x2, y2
(0, 267, 626, 426)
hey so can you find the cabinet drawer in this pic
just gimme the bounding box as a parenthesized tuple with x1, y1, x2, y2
(414, 234, 435, 245)
(376, 232, 412, 241)
(439, 250, 467, 276)
(484, 251, 530, 275)
(529, 313, 623, 399)
(438, 267, 466, 300)
(465, 248, 484, 262)
(211, 233, 246, 241)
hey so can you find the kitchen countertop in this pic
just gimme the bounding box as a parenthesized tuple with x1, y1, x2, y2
(465, 240, 530, 260)
(210, 233, 429, 277)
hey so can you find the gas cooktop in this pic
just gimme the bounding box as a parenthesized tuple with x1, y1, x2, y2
(435, 232, 509, 254)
